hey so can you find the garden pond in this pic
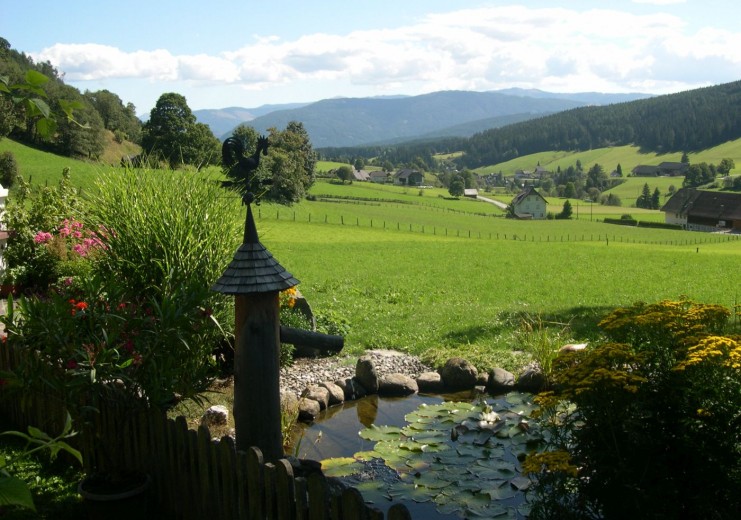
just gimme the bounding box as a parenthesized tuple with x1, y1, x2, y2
(288, 390, 542, 519)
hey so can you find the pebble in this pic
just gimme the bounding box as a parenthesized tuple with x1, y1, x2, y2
(279, 349, 433, 398)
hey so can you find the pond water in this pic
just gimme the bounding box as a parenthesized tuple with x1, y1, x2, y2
(288, 390, 534, 519)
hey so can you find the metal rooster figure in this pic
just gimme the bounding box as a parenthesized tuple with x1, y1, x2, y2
(221, 134, 271, 205)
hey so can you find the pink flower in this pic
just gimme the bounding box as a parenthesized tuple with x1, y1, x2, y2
(33, 231, 53, 244)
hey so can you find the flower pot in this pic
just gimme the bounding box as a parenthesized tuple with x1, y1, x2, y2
(78, 472, 151, 520)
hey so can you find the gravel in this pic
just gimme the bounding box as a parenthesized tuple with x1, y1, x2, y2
(279, 349, 433, 397)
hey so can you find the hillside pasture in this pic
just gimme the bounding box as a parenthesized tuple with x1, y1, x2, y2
(256, 209, 741, 371)
(474, 138, 741, 179)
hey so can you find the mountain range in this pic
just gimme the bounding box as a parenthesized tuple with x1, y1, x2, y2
(193, 90, 652, 149)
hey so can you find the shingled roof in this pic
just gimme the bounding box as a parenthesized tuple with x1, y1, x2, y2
(661, 188, 741, 220)
(211, 205, 299, 295)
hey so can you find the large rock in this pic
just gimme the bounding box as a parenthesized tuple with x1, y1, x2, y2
(440, 357, 478, 390)
(379, 373, 418, 396)
(355, 355, 379, 394)
(200, 405, 229, 428)
(517, 367, 547, 393)
(298, 398, 321, 421)
(302, 384, 330, 410)
(416, 371, 445, 393)
(280, 390, 299, 411)
(320, 381, 345, 406)
(487, 367, 516, 394)
(334, 377, 367, 401)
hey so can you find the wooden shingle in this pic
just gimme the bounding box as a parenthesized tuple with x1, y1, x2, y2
(211, 205, 299, 295)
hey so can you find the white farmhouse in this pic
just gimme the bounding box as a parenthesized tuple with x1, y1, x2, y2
(510, 185, 548, 219)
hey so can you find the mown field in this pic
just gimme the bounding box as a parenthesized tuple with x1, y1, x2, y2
(253, 195, 741, 370)
(3, 138, 740, 372)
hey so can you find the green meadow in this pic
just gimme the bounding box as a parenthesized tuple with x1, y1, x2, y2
(253, 197, 741, 370)
(3, 138, 740, 371)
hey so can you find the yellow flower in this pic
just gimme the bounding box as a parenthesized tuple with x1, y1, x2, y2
(523, 450, 578, 477)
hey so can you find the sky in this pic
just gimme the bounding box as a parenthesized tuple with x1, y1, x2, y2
(2, 0, 740, 117)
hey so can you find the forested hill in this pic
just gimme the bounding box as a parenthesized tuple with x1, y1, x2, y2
(456, 80, 741, 169)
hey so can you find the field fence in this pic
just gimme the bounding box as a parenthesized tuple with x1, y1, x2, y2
(256, 207, 741, 247)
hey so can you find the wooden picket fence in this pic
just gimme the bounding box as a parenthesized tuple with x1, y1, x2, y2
(0, 344, 411, 519)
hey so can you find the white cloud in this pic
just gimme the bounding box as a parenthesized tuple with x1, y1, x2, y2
(632, 0, 686, 5)
(35, 4, 739, 101)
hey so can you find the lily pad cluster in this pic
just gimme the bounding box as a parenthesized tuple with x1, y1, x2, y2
(321, 393, 544, 519)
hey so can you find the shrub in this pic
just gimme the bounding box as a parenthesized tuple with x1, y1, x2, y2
(0, 151, 19, 187)
(2, 274, 220, 415)
(83, 168, 240, 329)
(1, 170, 82, 290)
(527, 298, 741, 519)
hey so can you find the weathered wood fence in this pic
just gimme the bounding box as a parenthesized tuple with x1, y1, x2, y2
(0, 344, 411, 519)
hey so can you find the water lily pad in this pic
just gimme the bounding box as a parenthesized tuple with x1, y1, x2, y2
(321, 457, 364, 477)
(510, 475, 532, 491)
(359, 424, 403, 442)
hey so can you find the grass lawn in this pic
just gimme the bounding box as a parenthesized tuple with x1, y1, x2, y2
(253, 201, 741, 371)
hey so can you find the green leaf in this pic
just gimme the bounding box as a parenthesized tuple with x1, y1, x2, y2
(27, 426, 52, 442)
(24, 70, 49, 88)
(52, 441, 83, 465)
(320, 457, 363, 477)
(0, 475, 36, 511)
(359, 424, 403, 442)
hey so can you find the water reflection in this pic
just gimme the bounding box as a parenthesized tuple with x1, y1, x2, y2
(288, 391, 476, 462)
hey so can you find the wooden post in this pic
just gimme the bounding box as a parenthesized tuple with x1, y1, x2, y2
(233, 292, 283, 462)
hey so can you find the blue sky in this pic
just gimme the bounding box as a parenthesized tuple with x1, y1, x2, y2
(2, 0, 740, 116)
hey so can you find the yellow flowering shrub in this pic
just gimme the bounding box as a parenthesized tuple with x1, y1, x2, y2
(527, 298, 741, 520)
(675, 335, 741, 370)
(523, 450, 578, 478)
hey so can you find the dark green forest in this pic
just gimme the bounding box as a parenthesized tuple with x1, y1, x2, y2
(457, 81, 741, 169)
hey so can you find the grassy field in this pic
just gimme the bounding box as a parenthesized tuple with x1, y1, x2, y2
(3, 138, 740, 372)
(475, 140, 741, 178)
(251, 191, 741, 371)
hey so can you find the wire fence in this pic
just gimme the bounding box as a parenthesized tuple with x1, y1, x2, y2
(255, 207, 741, 247)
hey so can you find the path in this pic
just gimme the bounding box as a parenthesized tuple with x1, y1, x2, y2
(476, 195, 508, 210)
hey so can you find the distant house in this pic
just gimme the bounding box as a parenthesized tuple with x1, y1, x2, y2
(394, 169, 424, 186)
(514, 169, 535, 182)
(657, 162, 689, 176)
(463, 189, 478, 198)
(533, 165, 551, 178)
(352, 169, 370, 182)
(369, 171, 390, 184)
(632, 162, 689, 177)
(510, 185, 548, 220)
(661, 188, 741, 231)
(632, 165, 660, 177)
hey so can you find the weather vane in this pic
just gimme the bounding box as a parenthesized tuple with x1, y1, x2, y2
(221, 134, 271, 205)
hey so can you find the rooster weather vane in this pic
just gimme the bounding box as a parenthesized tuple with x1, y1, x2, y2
(221, 134, 271, 205)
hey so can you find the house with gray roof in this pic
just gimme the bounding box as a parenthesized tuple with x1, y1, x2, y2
(661, 188, 741, 231)
(510, 185, 548, 219)
(394, 169, 424, 186)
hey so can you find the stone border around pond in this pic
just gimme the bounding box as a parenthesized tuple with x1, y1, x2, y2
(290, 353, 546, 422)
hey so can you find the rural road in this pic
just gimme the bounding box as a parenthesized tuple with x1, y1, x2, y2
(476, 195, 508, 210)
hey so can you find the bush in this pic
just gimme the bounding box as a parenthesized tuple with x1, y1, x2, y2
(79, 168, 241, 378)
(83, 168, 239, 302)
(526, 298, 741, 519)
(1, 170, 82, 290)
(0, 151, 19, 187)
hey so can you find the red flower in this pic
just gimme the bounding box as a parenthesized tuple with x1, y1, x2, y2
(75, 301, 88, 311)
(65, 359, 78, 370)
